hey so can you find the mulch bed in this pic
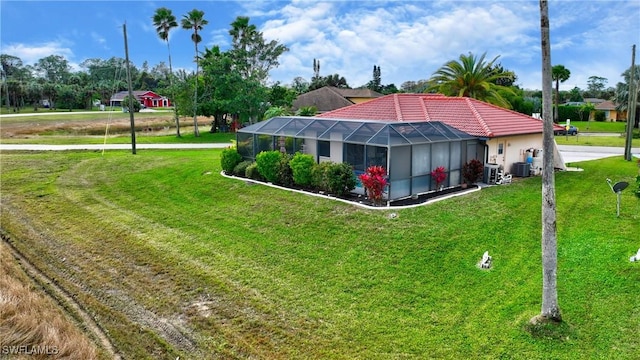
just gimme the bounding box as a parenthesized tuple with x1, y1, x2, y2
(339, 185, 480, 207)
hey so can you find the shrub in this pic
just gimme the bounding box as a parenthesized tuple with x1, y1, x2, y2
(256, 150, 283, 183)
(311, 161, 332, 191)
(220, 148, 243, 174)
(431, 166, 447, 189)
(233, 160, 252, 177)
(121, 95, 141, 113)
(325, 162, 356, 196)
(594, 110, 606, 122)
(359, 166, 388, 205)
(289, 153, 315, 187)
(245, 163, 263, 181)
(276, 154, 294, 187)
(462, 159, 484, 185)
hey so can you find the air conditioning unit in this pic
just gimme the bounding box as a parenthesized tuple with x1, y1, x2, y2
(512, 162, 531, 177)
(483, 163, 500, 184)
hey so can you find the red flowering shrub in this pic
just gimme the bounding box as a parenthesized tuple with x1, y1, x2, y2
(358, 165, 388, 205)
(431, 166, 447, 189)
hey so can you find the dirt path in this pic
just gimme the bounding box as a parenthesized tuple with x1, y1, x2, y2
(1, 230, 122, 359)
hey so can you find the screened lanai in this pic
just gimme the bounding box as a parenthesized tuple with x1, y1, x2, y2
(237, 116, 481, 201)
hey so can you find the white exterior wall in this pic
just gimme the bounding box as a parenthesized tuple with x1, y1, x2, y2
(485, 134, 543, 172)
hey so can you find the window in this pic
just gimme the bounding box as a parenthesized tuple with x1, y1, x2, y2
(498, 143, 504, 155)
(318, 140, 330, 157)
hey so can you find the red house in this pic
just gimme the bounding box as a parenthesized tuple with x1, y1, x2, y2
(109, 91, 171, 108)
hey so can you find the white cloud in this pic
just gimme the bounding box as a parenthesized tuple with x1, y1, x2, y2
(1, 41, 74, 65)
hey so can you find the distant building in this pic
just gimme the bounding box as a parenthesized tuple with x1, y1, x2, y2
(109, 91, 171, 108)
(292, 86, 383, 113)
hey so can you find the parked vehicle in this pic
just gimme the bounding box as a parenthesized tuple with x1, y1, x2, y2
(555, 124, 578, 136)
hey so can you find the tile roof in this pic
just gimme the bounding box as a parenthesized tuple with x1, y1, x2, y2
(595, 100, 618, 110)
(292, 86, 383, 112)
(316, 93, 554, 138)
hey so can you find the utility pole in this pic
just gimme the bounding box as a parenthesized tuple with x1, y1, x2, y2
(624, 45, 637, 161)
(123, 22, 137, 155)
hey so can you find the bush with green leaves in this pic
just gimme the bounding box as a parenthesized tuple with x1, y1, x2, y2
(311, 161, 331, 192)
(121, 95, 141, 113)
(256, 150, 283, 183)
(289, 153, 315, 187)
(311, 161, 356, 196)
(277, 154, 294, 187)
(233, 160, 253, 177)
(594, 110, 606, 122)
(220, 148, 243, 174)
(245, 163, 263, 180)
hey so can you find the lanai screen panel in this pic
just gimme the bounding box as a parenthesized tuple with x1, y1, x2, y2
(318, 121, 363, 141)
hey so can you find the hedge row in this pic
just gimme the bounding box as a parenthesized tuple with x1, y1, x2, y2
(220, 149, 356, 197)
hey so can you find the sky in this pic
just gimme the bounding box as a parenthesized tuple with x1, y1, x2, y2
(1, 0, 639, 91)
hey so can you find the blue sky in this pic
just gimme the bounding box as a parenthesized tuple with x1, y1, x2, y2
(1, 0, 639, 91)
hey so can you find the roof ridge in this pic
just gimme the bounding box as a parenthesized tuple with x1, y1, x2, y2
(419, 95, 432, 121)
(393, 94, 403, 121)
(465, 98, 494, 137)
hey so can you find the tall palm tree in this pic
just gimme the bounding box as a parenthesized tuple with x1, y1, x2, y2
(533, 0, 562, 325)
(181, 9, 208, 137)
(152, 7, 180, 137)
(427, 52, 515, 109)
(229, 16, 256, 52)
(551, 64, 570, 123)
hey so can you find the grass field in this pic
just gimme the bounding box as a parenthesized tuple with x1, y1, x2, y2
(564, 120, 627, 133)
(1, 149, 639, 359)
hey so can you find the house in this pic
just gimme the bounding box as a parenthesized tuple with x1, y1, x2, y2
(109, 91, 171, 108)
(292, 86, 383, 113)
(595, 100, 626, 122)
(236, 117, 480, 201)
(315, 93, 566, 177)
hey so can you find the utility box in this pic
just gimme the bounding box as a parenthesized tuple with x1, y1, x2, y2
(483, 163, 500, 184)
(512, 162, 531, 177)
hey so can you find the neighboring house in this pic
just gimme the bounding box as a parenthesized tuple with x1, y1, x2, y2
(109, 91, 171, 108)
(595, 100, 626, 122)
(315, 93, 566, 176)
(292, 86, 383, 113)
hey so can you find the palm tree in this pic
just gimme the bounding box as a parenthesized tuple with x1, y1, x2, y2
(427, 52, 515, 108)
(152, 7, 181, 137)
(551, 65, 570, 123)
(532, 0, 562, 325)
(181, 9, 208, 137)
(229, 16, 256, 52)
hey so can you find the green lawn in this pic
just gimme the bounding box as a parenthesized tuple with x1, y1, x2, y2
(563, 120, 627, 133)
(1, 150, 639, 359)
(554, 135, 628, 147)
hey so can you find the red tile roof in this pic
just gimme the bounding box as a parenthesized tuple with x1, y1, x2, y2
(316, 93, 553, 138)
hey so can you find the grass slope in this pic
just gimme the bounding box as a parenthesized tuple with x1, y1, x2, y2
(1, 149, 639, 359)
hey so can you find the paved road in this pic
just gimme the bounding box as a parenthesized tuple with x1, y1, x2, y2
(0, 143, 231, 151)
(557, 145, 640, 163)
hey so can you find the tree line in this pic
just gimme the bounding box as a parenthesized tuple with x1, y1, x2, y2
(2, 9, 638, 135)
